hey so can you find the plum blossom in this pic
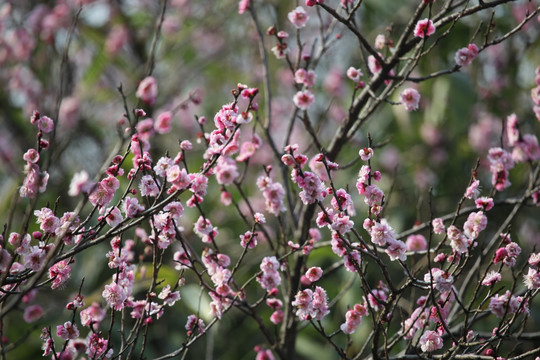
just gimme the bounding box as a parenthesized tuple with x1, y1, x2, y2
(292, 286, 329, 321)
(465, 179, 480, 199)
(463, 211, 487, 239)
(288, 6, 309, 28)
(186, 315, 206, 334)
(57, 321, 79, 341)
(375, 34, 386, 49)
(305, 267, 323, 282)
(359, 147, 373, 161)
(432, 218, 445, 234)
(293, 90, 315, 110)
(136, 76, 158, 105)
(489, 290, 524, 317)
(86, 334, 112, 359)
(154, 111, 172, 134)
(370, 220, 396, 247)
(68, 170, 93, 196)
(340, 303, 368, 334)
(105, 206, 123, 227)
(257, 256, 281, 293)
(406, 234, 427, 251)
(385, 239, 407, 261)
(400, 88, 421, 111)
(482, 271, 502, 286)
(257, 176, 286, 215)
(34, 207, 60, 233)
(455, 44, 479, 66)
(414, 19, 436, 38)
(424, 268, 454, 293)
(487, 147, 514, 191)
(139, 174, 160, 197)
(49, 260, 71, 289)
(24, 305, 43, 323)
(523, 268, 540, 290)
(158, 284, 181, 306)
(294, 68, 316, 87)
(346, 67, 363, 82)
(419, 330, 443, 352)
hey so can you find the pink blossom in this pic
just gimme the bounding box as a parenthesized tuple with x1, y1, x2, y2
(506, 113, 520, 146)
(158, 284, 181, 306)
(455, 44, 479, 66)
(86, 334, 111, 359)
(305, 267, 323, 282)
(122, 196, 145, 218)
(386, 239, 407, 261)
(257, 256, 281, 293)
(139, 175, 160, 197)
(414, 19, 436, 38)
(288, 6, 309, 28)
(238, 0, 250, 14)
(465, 179, 480, 199)
(331, 188, 355, 215)
(406, 234, 427, 251)
(331, 212, 354, 234)
(432, 218, 445, 234)
(487, 147, 514, 191)
(102, 282, 128, 311)
(482, 271, 502, 286)
(359, 147, 373, 161)
(257, 176, 286, 215)
(68, 170, 93, 196)
(240, 230, 258, 249)
(271, 43, 290, 59)
(236, 140, 259, 162)
(23, 148, 40, 164)
(400, 88, 421, 111)
(363, 184, 384, 206)
(296, 171, 326, 204)
(105, 206, 123, 227)
(512, 134, 540, 163)
(375, 34, 386, 49)
(344, 251, 362, 272)
(424, 268, 454, 293)
(34, 207, 60, 233)
(340, 303, 368, 334)
(524, 268, 540, 289)
(294, 68, 316, 87)
(489, 290, 520, 317)
(346, 67, 363, 82)
(24, 304, 43, 323)
(463, 211, 487, 239)
(194, 216, 217, 243)
(136, 76, 158, 105)
(419, 330, 443, 352)
(80, 302, 106, 328)
(368, 54, 382, 75)
(370, 220, 396, 246)
(270, 310, 284, 324)
(293, 90, 315, 110)
(37, 116, 54, 133)
(185, 314, 206, 334)
(255, 347, 275, 360)
(49, 260, 71, 289)
(154, 111, 173, 134)
(23, 246, 46, 271)
(105, 24, 128, 55)
(215, 157, 239, 185)
(475, 197, 494, 211)
(56, 321, 79, 340)
(529, 252, 540, 267)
